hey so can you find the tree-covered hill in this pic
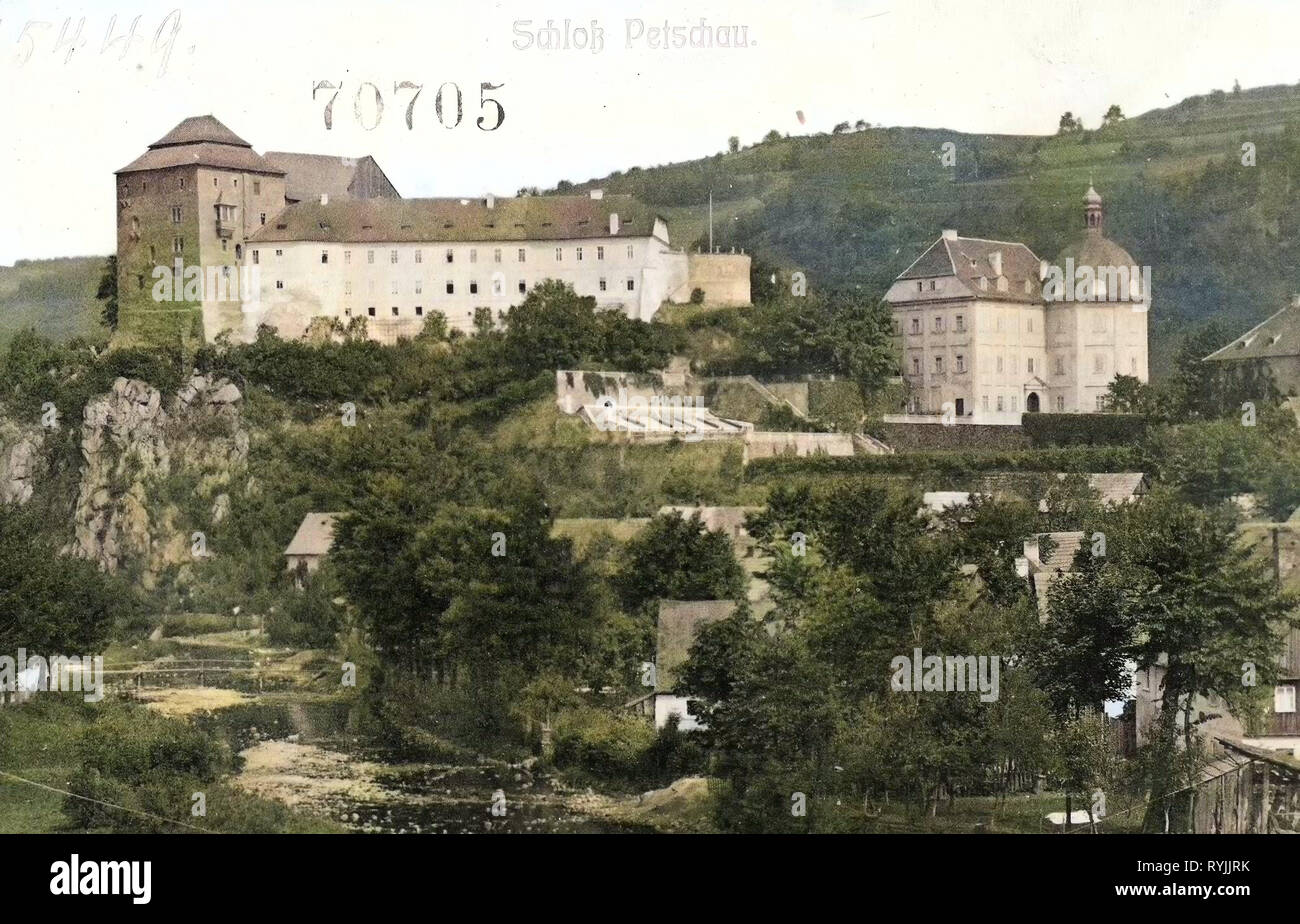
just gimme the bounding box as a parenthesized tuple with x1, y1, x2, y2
(553, 82, 1300, 373)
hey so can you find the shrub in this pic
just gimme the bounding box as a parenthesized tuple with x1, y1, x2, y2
(746, 446, 1146, 481)
(1021, 413, 1149, 447)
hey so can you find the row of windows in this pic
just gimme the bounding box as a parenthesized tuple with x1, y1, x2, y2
(123, 177, 263, 195)
(908, 353, 1138, 377)
(254, 244, 638, 266)
(271, 277, 637, 296)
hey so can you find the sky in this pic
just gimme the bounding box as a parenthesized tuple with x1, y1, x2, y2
(1, 0, 1298, 264)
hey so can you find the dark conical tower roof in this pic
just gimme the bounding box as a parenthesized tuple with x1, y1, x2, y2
(149, 115, 251, 149)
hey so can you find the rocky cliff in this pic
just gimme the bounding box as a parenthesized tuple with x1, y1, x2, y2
(70, 374, 249, 588)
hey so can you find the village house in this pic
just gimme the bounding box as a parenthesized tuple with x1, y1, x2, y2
(283, 512, 341, 586)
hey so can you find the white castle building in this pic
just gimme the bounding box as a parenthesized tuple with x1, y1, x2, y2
(115, 116, 750, 345)
(884, 188, 1150, 424)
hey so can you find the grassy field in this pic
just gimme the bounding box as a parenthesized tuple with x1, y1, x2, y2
(0, 257, 107, 346)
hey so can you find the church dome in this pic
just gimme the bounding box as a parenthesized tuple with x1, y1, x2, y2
(1053, 186, 1140, 278)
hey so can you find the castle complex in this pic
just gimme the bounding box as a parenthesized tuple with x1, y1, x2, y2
(885, 188, 1150, 423)
(114, 116, 750, 345)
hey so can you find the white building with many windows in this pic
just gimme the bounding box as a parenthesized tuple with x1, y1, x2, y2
(884, 188, 1149, 424)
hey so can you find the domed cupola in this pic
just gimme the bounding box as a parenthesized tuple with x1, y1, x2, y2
(1051, 186, 1145, 303)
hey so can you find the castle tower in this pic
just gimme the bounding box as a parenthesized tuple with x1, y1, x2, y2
(1047, 186, 1150, 413)
(114, 116, 286, 346)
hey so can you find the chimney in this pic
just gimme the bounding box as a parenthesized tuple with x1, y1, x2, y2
(485, 193, 495, 209)
(941, 229, 958, 240)
(988, 250, 1003, 277)
(589, 188, 604, 200)
(319, 193, 329, 206)
(609, 212, 620, 235)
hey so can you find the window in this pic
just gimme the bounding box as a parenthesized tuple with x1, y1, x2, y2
(344, 281, 352, 295)
(555, 247, 563, 262)
(934, 355, 944, 373)
(221, 238, 228, 252)
(179, 177, 185, 190)
(344, 250, 351, 264)
(916, 282, 923, 293)
(171, 206, 182, 223)
(1011, 396, 1017, 412)
(626, 278, 635, 291)
(251, 250, 259, 265)
(599, 278, 607, 292)
(627, 245, 634, 259)
(391, 281, 398, 295)
(996, 356, 1004, 373)
(1054, 357, 1064, 375)
(470, 281, 478, 294)
(367, 250, 375, 264)
(1275, 685, 1296, 713)
(446, 282, 455, 294)
(1096, 395, 1106, 411)
(367, 306, 376, 317)
(1056, 396, 1065, 411)
(321, 250, 329, 264)
(955, 355, 965, 373)
(390, 250, 398, 264)
(253, 180, 260, 195)
(415, 250, 423, 264)
(470, 249, 478, 264)
(275, 249, 283, 257)
(996, 396, 1004, 412)
(1027, 357, 1035, 374)
(911, 357, 921, 375)
(933, 316, 944, 332)
(1028, 317, 1035, 332)
(576, 247, 583, 261)
(275, 280, 284, 289)
(494, 248, 502, 263)
(517, 248, 526, 262)
(955, 314, 964, 331)
(446, 248, 454, 263)
(597, 246, 604, 261)
(929, 280, 936, 290)
(415, 306, 424, 317)
(982, 395, 989, 411)
(492, 276, 503, 296)
(910, 317, 921, 334)
(392, 306, 399, 317)
(1094, 355, 1104, 374)
(172, 236, 183, 255)
(259, 212, 266, 226)
(415, 281, 423, 295)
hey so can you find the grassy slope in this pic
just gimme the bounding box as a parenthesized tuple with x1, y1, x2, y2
(0, 257, 108, 346)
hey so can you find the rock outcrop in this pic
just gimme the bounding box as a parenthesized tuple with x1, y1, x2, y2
(72, 374, 249, 586)
(0, 421, 45, 504)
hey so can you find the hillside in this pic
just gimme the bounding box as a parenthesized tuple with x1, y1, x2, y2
(554, 82, 1300, 374)
(0, 256, 108, 345)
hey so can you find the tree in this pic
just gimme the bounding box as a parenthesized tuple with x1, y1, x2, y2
(832, 121, 851, 135)
(762, 129, 782, 144)
(727, 136, 740, 154)
(613, 512, 747, 616)
(95, 255, 118, 331)
(854, 120, 869, 131)
(1102, 104, 1125, 127)
(502, 280, 598, 374)
(1058, 111, 1083, 134)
